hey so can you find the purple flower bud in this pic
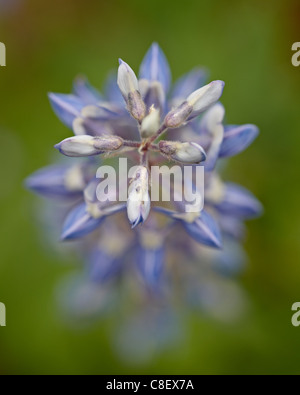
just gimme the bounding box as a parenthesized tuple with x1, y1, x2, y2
(117, 59, 146, 122)
(55, 135, 123, 157)
(164, 80, 225, 129)
(127, 166, 150, 228)
(186, 80, 225, 120)
(140, 106, 161, 138)
(164, 101, 193, 128)
(127, 90, 147, 122)
(159, 140, 206, 164)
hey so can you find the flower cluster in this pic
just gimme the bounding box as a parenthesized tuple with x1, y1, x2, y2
(26, 43, 262, 361)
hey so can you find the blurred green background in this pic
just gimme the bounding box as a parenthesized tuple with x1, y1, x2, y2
(0, 0, 300, 375)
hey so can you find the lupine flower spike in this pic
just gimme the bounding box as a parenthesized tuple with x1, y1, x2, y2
(26, 43, 262, 361)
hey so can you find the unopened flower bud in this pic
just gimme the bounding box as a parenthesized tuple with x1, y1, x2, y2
(117, 59, 146, 122)
(164, 101, 193, 128)
(163, 80, 225, 128)
(140, 106, 161, 138)
(127, 91, 146, 122)
(186, 80, 225, 115)
(159, 140, 206, 164)
(55, 135, 123, 157)
(127, 166, 150, 228)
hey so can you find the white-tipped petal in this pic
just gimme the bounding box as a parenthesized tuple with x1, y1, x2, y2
(187, 80, 225, 114)
(117, 59, 146, 122)
(174, 142, 206, 163)
(163, 80, 224, 129)
(55, 135, 123, 157)
(55, 135, 99, 157)
(127, 167, 150, 228)
(127, 190, 151, 228)
(140, 106, 161, 138)
(202, 102, 225, 131)
(159, 141, 206, 164)
(117, 59, 139, 98)
(201, 103, 225, 171)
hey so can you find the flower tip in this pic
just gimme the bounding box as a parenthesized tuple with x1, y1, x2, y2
(48, 92, 56, 104)
(24, 176, 33, 191)
(54, 143, 61, 151)
(118, 58, 124, 65)
(48, 92, 59, 103)
(209, 80, 225, 97)
(213, 237, 223, 250)
(74, 74, 86, 83)
(130, 215, 144, 229)
(60, 227, 78, 241)
(60, 230, 70, 241)
(252, 124, 260, 137)
(257, 202, 264, 217)
(215, 80, 225, 90)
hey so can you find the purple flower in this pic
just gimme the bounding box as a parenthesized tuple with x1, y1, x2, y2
(26, 43, 262, 360)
